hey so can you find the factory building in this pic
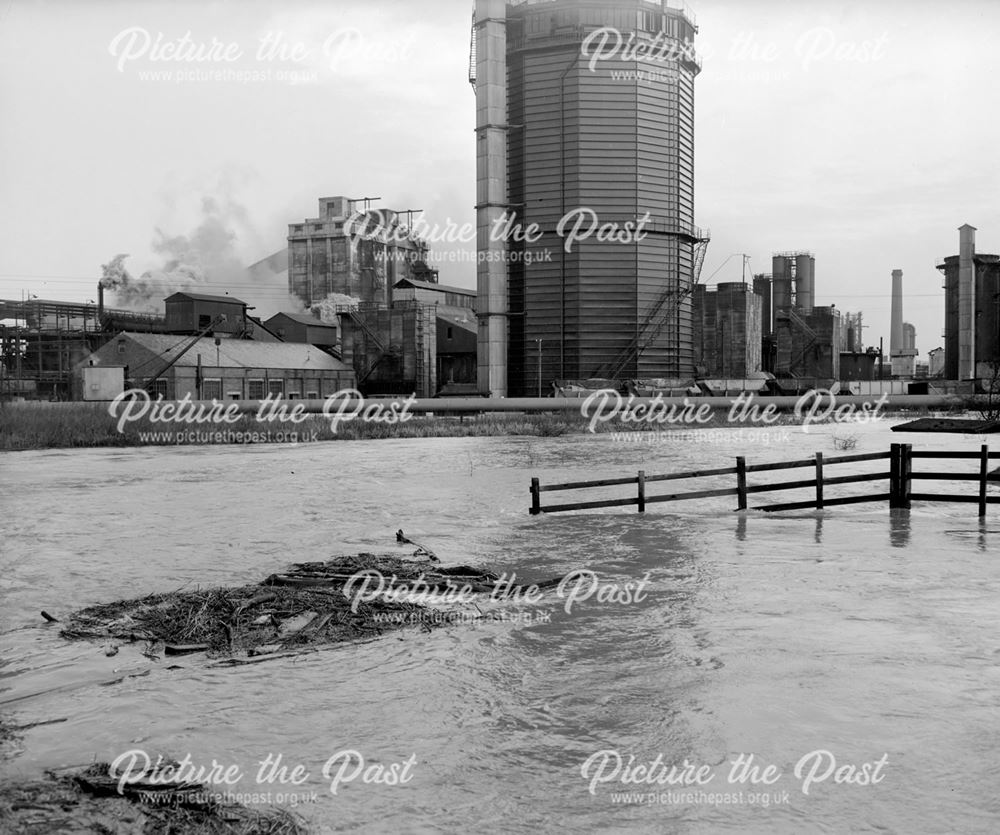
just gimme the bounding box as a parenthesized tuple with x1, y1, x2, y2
(285, 196, 478, 398)
(74, 291, 354, 400)
(80, 332, 353, 401)
(473, 0, 709, 396)
(839, 311, 865, 353)
(751, 253, 842, 385)
(692, 282, 762, 379)
(264, 313, 340, 349)
(938, 224, 1000, 381)
(928, 347, 945, 378)
(288, 196, 435, 310)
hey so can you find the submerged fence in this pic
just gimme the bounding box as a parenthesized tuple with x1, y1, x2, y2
(529, 444, 1000, 517)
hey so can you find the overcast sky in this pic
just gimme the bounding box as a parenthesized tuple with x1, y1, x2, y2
(1, 0, 997, 354)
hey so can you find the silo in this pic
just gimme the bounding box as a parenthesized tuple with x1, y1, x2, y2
(753, 275, 772, 337)
(795, 254, 814, 311)
(771, 256, 792, 315)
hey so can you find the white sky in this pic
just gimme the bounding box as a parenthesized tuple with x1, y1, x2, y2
(1, 0, 997, 355)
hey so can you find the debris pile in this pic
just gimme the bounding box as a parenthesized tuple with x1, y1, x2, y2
(0, 761, 306, 834)
(56, 549, 547, 662)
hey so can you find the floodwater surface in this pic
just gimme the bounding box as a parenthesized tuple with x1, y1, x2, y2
(2, 419, 999, 833)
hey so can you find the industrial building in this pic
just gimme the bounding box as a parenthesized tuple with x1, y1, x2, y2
(75, 291, 354, 400)
(692, 282, 762, 379)
(751, 253, 842, 387)
(288, 196, 436, 310)
(264, 312, 340, 349)
(472, 0, 709, 396)
(81, 332, 353, 401)
(938, 224, 1000, 381)
(285, 197, 478, 398)
(0, 297, 173, 400)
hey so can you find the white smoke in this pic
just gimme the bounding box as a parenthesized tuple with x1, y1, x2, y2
(100, 193, 291, 318)
(311, 293, 360, 323)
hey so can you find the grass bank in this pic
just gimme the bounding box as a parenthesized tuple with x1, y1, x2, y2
(0, 399, 944, 451)
(0, 401, 584, 450)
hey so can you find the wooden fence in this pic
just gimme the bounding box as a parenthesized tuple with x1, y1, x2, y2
(529, 444, 1000, 517)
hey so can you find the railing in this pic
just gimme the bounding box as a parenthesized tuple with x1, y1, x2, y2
(529, 444, 1000, 517)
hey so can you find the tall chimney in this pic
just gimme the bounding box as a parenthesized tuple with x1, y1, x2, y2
(890, 268, 903, 357)
(958, 224, 977, 380)
(475, 0, 508, 397)
(98, 282, 104, 321)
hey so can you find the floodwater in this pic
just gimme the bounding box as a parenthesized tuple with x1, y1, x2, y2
(2, 418, 999, 833)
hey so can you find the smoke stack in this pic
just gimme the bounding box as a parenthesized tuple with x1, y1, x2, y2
(475, 0, 508, 397)
(98, 282, 104, 321)
(890, 269, 903, 356)
(958, 224, 977, 380)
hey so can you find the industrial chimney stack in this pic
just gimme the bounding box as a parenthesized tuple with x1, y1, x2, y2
(890, 269, 903, 357)
(474, 0, 509, 397)
(958, 224, 977, 380)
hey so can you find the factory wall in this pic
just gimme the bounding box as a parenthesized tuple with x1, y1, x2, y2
(774, 305, 841, 380)
(692, 282, 762, 378)
(164, 294, 247, 335)
(341, 302, 437, 397)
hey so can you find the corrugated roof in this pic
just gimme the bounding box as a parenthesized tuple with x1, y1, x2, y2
(118, 332, 349, 371)
(435, 307, 477, 334)
(267, 312, 338, 329)
(165, 292, 248, 305)
(394, 278, 475, 297)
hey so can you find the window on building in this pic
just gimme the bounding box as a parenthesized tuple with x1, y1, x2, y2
(306, 391, 319, 400)
(199, 315, 212, 329)
(248, 379, 265, 400)
(228, 391, 241, 401)
(268, 379, 284, 397)
(148, 379, 168, 399)
(117, 341, 126, 354)
(202, 379, 222, 400)
(447, 326, 454, 340)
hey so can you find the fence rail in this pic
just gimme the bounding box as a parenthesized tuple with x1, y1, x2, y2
(529, 444, 1000, 517)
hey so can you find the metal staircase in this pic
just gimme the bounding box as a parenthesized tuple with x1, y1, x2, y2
(783, 307, 819, 376)
(599, 232, 711, 381)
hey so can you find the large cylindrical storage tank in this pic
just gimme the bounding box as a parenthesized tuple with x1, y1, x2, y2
(771, 256, 792, 315)
(795, 254, 814, 311)
(505, 0, 701, 390)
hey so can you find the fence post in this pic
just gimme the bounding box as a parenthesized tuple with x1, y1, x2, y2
(815, 452, 824, 509)
(637, 470, 646, 513)
(901, 444, 912, 510)
(736, 456, 747, 511)
(530, 477, 541, 516)
(889, 443, 901, 508)
(979, 444, 989, 518)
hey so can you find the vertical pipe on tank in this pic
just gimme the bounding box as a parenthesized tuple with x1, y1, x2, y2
(958, 224, 977, 380)
(475, 0, 508, 397)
